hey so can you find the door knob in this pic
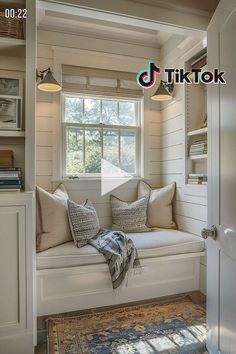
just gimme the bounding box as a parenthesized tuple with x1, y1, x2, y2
(201, 225, 217, 240)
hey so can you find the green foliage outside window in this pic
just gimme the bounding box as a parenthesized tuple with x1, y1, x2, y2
(64, 96, 138, 175)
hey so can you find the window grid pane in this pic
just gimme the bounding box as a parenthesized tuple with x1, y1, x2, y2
(63, 95, 139, 176)
(120, 129, 136, 174)
(66, 127, 84, 175)
(64, 96, 137, 127)
(65, 97, 83, 123)
(84, 98, 100, 124)
(103, 129, 119, 168)
(119, 101, 136, 126)
(84, 128, 102, 173)
(102, 100, 118, 125)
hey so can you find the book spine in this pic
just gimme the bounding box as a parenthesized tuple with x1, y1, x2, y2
(0, 180, 22, 185)
(0, 168, 21, 171)
(0, 176, 21, 180)
(188, 173, 207, 178)
(0, 189, 21, 192)
(189, 152, 207, 155)
(188, 180, 207, 183)
(0, 184, 22, 188)
(0, 175, 21, 178)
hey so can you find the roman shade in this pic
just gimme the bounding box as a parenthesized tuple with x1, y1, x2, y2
(62, 65, 143, 98)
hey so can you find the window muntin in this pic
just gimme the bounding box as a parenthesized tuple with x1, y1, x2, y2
(62, 94, 140, 177)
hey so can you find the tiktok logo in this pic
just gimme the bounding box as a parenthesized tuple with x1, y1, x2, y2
(137, 61, 226, 89)
(137, 61, 161, 88)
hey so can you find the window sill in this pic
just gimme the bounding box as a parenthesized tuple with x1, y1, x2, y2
(52, 176, 143, 183)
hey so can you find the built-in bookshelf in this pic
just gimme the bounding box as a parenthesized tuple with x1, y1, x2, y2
(0, 0, 35, 191)
(184, 50, 207, 190)
(0, 1, 36, 351)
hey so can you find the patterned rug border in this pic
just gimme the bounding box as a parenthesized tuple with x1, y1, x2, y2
(46, 294, 192, 324)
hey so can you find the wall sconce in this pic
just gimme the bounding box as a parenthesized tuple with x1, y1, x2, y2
(151, 80, 174, 101)
(36, 68, 61, 92)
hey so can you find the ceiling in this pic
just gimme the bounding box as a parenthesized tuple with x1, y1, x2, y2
(129, 0, 220, 15)
(37, 0, 218, 49)
(37, 10, 173, 49)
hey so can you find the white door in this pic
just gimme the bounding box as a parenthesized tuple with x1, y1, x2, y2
(206, 1, 236, 353)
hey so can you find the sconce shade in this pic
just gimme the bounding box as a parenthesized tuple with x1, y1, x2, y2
(151, 80, 173, 101)
(37, 69, 61, 92)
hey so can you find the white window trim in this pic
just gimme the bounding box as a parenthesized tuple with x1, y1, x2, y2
(50, 58, 149, 183)
(61, 92, 143, 179)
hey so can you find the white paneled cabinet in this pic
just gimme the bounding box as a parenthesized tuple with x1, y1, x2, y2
(0, 192, 35, 354)
(0, 0, 36, 351)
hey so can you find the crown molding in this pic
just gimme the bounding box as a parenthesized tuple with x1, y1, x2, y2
(37, 0, 207, 37)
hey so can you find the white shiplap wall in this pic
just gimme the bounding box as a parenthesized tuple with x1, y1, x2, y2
(160, 37, 207, 293)
(36, 29, 161, 228)
(36, 29, 207, 293)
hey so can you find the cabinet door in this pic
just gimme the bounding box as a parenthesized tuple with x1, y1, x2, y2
(0, 206, 26, 334)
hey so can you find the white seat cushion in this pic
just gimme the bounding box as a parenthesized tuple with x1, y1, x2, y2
(36, 229, 205, 270)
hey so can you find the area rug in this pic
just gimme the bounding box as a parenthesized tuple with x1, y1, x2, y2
(47, 296, 207, 354)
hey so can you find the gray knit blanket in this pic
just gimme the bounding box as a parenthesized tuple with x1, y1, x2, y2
(89, 229, 140, 289)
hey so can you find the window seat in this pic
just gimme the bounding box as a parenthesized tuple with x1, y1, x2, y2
(37, 229, 205, 270)
(36, 229, 205, 316)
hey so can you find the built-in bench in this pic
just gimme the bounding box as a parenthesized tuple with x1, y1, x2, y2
(36, 229, 205, 316)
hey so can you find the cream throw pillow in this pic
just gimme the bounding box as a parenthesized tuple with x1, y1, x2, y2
(36, 184, 72, 252)
(138, 181, 176, 229)
(110, 195, 151, 232)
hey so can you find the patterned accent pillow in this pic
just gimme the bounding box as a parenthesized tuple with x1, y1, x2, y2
(110, 195, 151, 233)
(67, 199, 100, 248)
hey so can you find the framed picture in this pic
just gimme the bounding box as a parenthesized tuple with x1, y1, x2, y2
(0, 96, 22, 130)
(0, 72, 23, 97)
(0, 78, 20, 96)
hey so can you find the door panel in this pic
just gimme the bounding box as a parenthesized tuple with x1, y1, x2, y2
(0, 210, 19, 326)
(219, 9, 236, 262)
(220, 8, 236, 233)
(0, 206, 26, 333)
(219, 253, 236, 353)
(207, 1, 236, 353)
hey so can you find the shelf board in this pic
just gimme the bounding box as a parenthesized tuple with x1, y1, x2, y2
(186, 183, 207, 186)
(187, 127, 208, 137)
(188, 154, 208, 160)
(0, 131, 25, 138)
(183, 183, 207, 197)
(0, 36, 26, 49)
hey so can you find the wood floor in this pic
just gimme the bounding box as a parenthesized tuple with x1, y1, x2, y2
(35, 291, 206, 354)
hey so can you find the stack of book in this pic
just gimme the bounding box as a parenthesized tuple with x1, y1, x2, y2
(187, 173, 207, 185)
(189, 139, 207, 156)
(0, 168, 23, 191)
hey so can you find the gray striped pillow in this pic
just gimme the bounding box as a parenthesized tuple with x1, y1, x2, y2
(67, 199, 100, 248)
(110, 195, 151, 232)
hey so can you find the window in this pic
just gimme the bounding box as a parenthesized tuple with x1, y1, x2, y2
(62, 94, 141, 177)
